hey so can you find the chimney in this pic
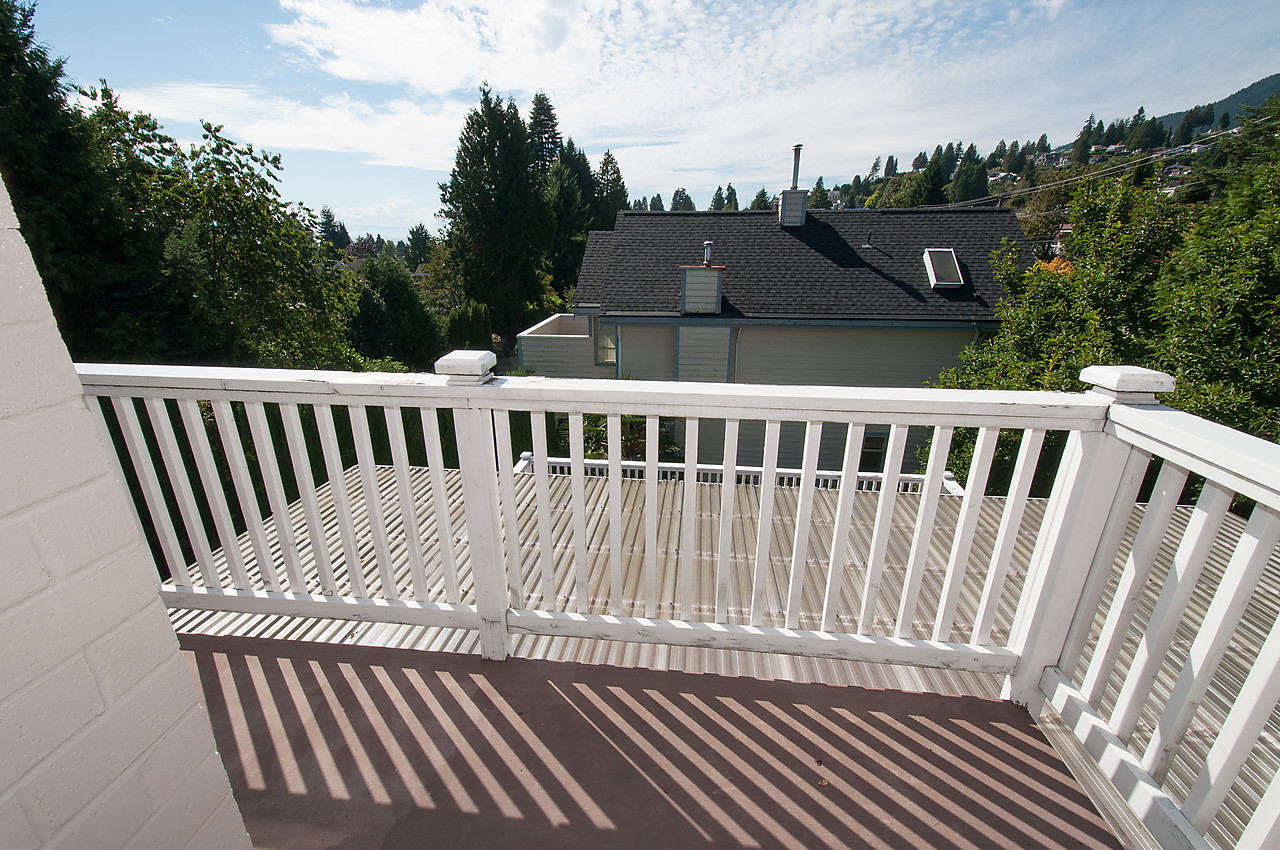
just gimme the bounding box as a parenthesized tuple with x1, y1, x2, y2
(778, 144, 807, 227)
(681, 241, 724, 314)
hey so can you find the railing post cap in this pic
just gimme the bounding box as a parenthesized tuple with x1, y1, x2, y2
(1080, 365, 1175, 404)
(435, 350, 497, 385)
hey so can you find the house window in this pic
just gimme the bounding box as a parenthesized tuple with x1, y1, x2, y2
(594, 319, 617, 365)
(923, 248, 963, 288)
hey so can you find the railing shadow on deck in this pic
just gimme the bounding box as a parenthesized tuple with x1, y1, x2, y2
(184, 633, 1120, 850)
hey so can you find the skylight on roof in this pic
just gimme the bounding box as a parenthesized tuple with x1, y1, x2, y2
(923, 248, 963, 288)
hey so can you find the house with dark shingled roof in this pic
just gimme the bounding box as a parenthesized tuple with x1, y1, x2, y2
(518, 183, 1026, 467)
(520, 205, 1023, 384)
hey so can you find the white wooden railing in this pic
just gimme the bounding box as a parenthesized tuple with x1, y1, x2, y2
(516, 452, 965, 493)
(77, 354, 1280, 850)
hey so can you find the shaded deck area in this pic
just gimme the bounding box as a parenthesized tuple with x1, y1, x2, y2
(183, 633, 1121, 849)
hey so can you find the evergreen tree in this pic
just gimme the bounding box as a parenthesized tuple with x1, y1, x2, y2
(527, 92, 561, 180)
(884, 155, 898, 178)
(592, 149, 627, 230)
(1072, 116, 1095, 164)
(559, 137, 596, 217)
(649, 193, 664, 211)
(711, 185, 725, 211)
(920, 150, 947, 205)
(987, 139, 1007, 169)
(912, 151, 928, 171)
(947, 158, 989, 203)
(808, 176, 832, 209)
(941, 143, 957, 179)
(632, 197, 646, 210)
(1036, 134, 1050, 154)
(318, 206, 343, 258)
(748, 187, 771, 210)
(1003, 140, 1024, 173)
(1220, 112, 1231, 130)
(405, 223, 432, 271)
(439, 85, 549, 349)
(545, 159, 590, 293)
(724, 183, 739, 211)
(867, 155, 882, 182)
(669, 187, 695, 211)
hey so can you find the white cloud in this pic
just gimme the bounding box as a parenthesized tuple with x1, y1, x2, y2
(120, 82, 468, 170)
(116, 0, 1280, 219)
(251, 0, 1087, 195)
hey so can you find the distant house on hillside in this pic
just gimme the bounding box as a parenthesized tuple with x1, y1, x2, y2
(518, 169, 1026, 466)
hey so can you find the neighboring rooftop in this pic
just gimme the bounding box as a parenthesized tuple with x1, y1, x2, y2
(574, 208, 1025, 323)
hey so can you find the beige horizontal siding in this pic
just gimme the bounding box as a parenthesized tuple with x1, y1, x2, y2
(734, 326, 974, 388)
(619, 325, 676, 380)
(520, 335, 616, 378)
(678, 326, 731, 382)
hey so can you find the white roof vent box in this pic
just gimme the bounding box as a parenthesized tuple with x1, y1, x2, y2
(923, 248, 964, 288)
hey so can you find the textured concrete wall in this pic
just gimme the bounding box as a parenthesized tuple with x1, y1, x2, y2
(0, 185, 250, 849)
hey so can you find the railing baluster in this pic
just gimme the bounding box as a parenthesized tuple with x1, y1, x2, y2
(211, 400, 278, 592)
(1237, 769, 1280, 850)
(314, 405, 365, 597)
(1182, 601, 1280, 833)
(859, 424, 907, 635)
(933, 426, 999, 641)
(530, 411, 556, 607)
(280, 404, 336, 596)
(1111, 480, 1232, 742)
(822, 424, 865, 632)
(679, 417, 700, 619)
(1057, 447, 1151, 675)
(568, 411, 588, 611)
(972, 428, 1046, 645)
(385, 407, 428, 600)
(715, 419, 740, 622)
(143, 397, 217, 586)
(1142, 505, 1280, 782)
(784, 421, 822, 629)
(607, 414, 624, 616)
(644, 415, 660, 618)
(1082, 460, 1189, 704)
(492, 410, 522, 604)
(896, 425, 954, 638)
(349, 405, 397, 598)
(113, 397, 190, 586)
(419, 408, 459, 604)
(177, 399, 250, 591)
(749, 420, 782, 626)
(244, 401, 307, 593)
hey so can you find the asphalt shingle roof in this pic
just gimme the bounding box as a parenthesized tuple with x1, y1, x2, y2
(574, 208, 1025, 323)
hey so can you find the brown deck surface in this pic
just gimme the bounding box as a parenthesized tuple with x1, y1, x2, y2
(183, 633, 1120, 850)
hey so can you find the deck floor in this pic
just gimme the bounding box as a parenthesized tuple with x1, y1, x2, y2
(184, 632, 1121, 850)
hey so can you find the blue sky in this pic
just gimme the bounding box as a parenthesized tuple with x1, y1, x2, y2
(32, 0, 1280, 240)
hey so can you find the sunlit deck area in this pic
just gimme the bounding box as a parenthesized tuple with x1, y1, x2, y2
(77, 355, 1280, 849)
(182, 633, 1120, 849)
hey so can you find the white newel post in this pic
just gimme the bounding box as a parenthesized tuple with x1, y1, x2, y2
(1005, 365, 1175, 711)
(436, 350, 511, 661)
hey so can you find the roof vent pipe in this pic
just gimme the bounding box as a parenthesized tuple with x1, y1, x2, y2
(703, 240, 713, 266)
(791, 144, 803, 190)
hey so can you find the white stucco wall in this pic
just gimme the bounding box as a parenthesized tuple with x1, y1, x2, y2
(0, 185, 250, 850)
